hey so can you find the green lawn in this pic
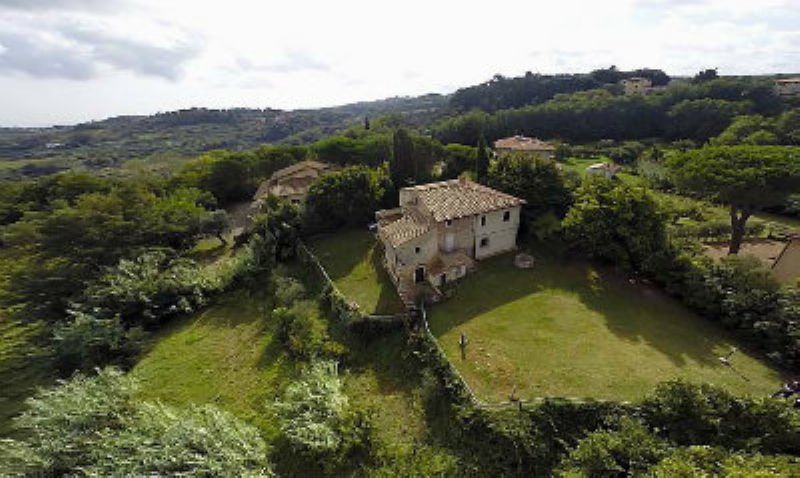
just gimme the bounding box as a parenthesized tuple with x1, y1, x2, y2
(309, 229, 405, 315)
(429, 254, 783, 403)
(132, 286, 293, 437)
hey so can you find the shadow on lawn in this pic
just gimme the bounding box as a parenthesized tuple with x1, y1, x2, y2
(430, 254, 730, 369)
(310, 229, 403, 315)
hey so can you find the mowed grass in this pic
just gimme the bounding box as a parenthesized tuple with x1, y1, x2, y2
(133, 286, 293, 437)
(429, 254, 783, 403)
(309, 229, 405, 315)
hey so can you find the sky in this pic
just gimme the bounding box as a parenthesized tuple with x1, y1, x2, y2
(0, 0, 799, 126)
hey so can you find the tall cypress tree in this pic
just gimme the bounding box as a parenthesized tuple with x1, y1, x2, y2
(391, 128, 415, 187)
(476, 135, 489, 183)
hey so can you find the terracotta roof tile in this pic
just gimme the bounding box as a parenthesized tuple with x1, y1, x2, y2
(493, 135, 556, 152)
(407, 179, 525, 222)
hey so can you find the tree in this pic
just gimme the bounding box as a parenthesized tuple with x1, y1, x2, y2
(252, 196, 303, 261)
(563, 178, 667, 271)
(667, 146, 800, 254)
(475, 135, 489, 183)
(558, 418, 671, 477)
(487, 152, 571, 218)
(305, 166, 386, 231)
(667, 99, 746, 143)
(693, 68, 719, 83)
(391, 128, 415, 186)
(202, 209, 230, 245)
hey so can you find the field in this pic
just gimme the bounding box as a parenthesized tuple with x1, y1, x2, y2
(308, 229, 405, 315)
(132, 286, 293, 437)
(132, 269, 434, 455)
(428, 253, 783, 403)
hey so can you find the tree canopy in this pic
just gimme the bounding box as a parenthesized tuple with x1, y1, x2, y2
(667, 145, 800, 253)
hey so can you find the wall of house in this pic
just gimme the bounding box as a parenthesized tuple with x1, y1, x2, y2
(772, 239, 800, 284)
(388, 232, 438, 281)
(473, 206, 521, 260)
(776, 81, 800, 97)
(435, 216, 475, 256)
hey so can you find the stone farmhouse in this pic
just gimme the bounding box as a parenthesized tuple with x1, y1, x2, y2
(252, 160, 336, 207)
(621, 77, 652, 95)
(493, 135, 556, 159)
(375, 178, 525, 305)
(586, 162, 621, 179)
(772, 236, 800, 285)
(775, 77, 800, 97)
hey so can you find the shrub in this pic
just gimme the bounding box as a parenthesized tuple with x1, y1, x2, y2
(647, 446, 800, 477)
(275, 302, 345, 360)
(641, 380, 800, 454)
(273, 361, 372, 473)
(563, 177, 667, 271)
(0, 368, 273, 477)
(52, 311, 145, 372)
(557, 418, 671, 477)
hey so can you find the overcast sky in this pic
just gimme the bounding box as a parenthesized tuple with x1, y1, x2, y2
(1, 0, 799, 126)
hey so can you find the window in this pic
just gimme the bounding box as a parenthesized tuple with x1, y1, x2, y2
(480, 215, 486, 227)
(480, 237, 489, 248)
(415, 246, 421, 254)
(503, 210, 511, 222)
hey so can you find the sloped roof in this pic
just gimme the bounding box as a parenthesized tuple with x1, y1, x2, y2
(406, 179, 525, 222)
(270, 160, 333, 182)
(493, 135, 556, 152)
(378, 207, 432, 248)
(253, 160, 336, 201)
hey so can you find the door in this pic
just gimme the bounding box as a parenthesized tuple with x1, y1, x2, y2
(414, 266, 425, 283)
(445, 232, 455, 252)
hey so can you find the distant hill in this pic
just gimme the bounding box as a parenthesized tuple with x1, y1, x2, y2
(0, 94, 447, 178)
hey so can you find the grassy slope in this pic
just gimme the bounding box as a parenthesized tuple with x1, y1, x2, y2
(132, 286, 292, 438)
(429, 253, 783, 403)
(309, 229, 404, 315)
(132, 266, 437, 466)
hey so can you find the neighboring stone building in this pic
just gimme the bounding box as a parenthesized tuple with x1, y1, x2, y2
(586, 162, 621, 179)
(772, 236, 800, 285)
(252, 160, 336, 206)
(775, 77, 800, 97)
(620, 77, 653, 95)
(375, 178, 525, 305)
(493, 135, 556, 159)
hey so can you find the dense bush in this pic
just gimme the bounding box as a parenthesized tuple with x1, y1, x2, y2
(487, 152, 572, 218)
(275, 301, 345, 360)
(305, 165, 389, 232)
(79, 249, 214, 327)
(273, 360, 372, 474)
(641, 380, 800, 454)
(557, 418, 671, 477)
(0, 368, 274, 477)
(52, 312, 145, 372)
(563, 177, 667, 271)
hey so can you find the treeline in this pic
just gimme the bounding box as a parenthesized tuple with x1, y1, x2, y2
(435, 77, 784, 145)
(449, 66, 671, 112)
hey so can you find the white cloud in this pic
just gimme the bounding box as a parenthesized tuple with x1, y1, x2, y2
(0, 0, 799, 125)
